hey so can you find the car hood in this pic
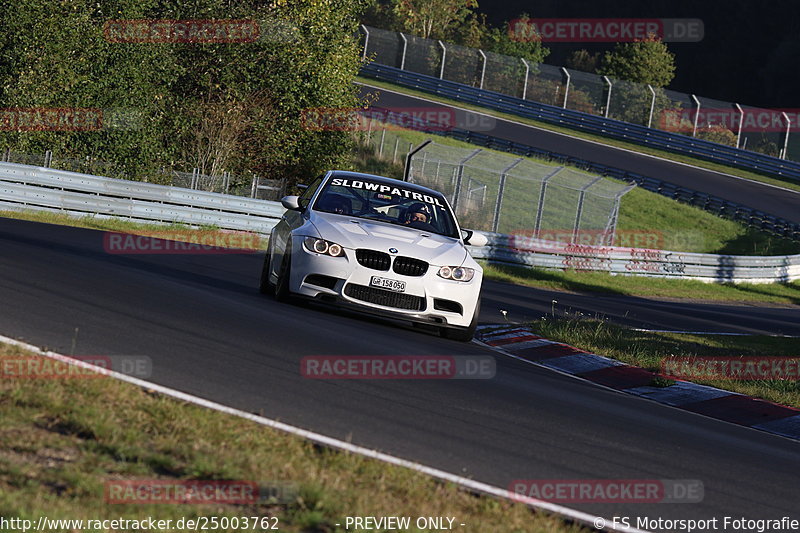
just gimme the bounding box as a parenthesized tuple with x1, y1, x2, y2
(308, 212, 468, 266)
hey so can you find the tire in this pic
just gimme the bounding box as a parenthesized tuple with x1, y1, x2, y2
(440, 297, 480, 342)
(259, 244, 275, 296)
(274, 243, 293, 303)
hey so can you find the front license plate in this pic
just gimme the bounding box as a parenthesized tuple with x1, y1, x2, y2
(370, 276, 406, 292)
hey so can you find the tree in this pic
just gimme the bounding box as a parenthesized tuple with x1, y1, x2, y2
(597, 34, 676, 87)
(481, 14, 549, 64)
(566, 49, 599, 73)
(0, 0, 369, 186)
(390, 0, 479, 41)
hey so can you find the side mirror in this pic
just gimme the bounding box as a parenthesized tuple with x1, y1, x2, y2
(281, 195, 302, 211)
(461, 229, 488, 247)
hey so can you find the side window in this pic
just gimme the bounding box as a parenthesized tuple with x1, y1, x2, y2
(298, 175, 324, 209)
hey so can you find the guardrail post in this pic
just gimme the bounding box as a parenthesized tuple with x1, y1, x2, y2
(691, 95, 701, 137)
(399, 33, 408, 70)
(573, 176, 603, 242)
(492, 158, 523, 232)
(735, 104, 744, 148)
(647, 85, 657, 128)
(44, 150, 52, 168)
(561, 67, 570, 109)
(438, 41, 447, 79)
(2, 148, 9, 162)
(250, 175, 257, 198)
(782, 111, 791, 160)
(360, 25, 369, 61)
(603, 76, 612, 118)
(452, 149, 482, 211)
(478, 49, 487, 90)
(533, 167, 564, 236)
(521, 58, 530, 100)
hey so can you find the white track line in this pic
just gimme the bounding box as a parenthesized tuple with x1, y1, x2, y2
(357, 81, 800, 197)
(0, 333, 648, 533)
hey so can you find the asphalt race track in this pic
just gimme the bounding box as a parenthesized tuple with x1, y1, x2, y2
(358, 83, 800, 225)
(1, 217, 799, 529)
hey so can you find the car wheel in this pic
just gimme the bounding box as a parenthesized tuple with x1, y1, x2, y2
(274, 242, 293, 303)
(440, 297, 480, 342)
(259, 240, 275, 296)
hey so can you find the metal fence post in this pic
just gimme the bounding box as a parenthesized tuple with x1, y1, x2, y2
(2, 147, 9, 162)
(521, 58, 530, 100)
(603, 76, 613, 118)
(492, 158, 523, 233)
(782, 111, 791, 160)
(561, 68, 571, 109)
(691, 95, 701, 137)
(533, 167, 564, 236)
(735, 104, 744, 148)
(478, 49, 487, 89)
(44, 150, 52, 168)
(379, 129, 386, 157)
(250, 175, 257, 198)
(399, 33, 408, 70)
(573, 176, 603, 243)
(647, 85, 657, 128)
(360, 25, 369, 61)
(438, 41, 447, 79)
(452, 149, 482, 211)
(392, 137, 400, 163)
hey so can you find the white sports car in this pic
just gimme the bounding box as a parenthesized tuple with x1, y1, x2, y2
(260, 170, 487, 341)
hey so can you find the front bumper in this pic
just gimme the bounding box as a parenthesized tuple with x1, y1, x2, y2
(287, 238, 481, 328)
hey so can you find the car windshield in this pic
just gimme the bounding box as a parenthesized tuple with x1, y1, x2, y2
(312, 176, 459, 238)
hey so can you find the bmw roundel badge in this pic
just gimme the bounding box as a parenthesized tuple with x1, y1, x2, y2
(389, 247, 398, 254)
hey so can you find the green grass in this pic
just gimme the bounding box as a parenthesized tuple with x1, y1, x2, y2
(525, 318, 800, 408)
(358, 76, 800, 194)
(482, 262, 800, 305)
(0, 342, 585, 532)
(0, 210, 269, 250)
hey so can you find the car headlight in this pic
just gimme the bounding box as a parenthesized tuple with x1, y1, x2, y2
(303, 237, 345, 257)
(437, 266, 475, 282)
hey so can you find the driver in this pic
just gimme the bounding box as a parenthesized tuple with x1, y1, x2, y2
(403, 203, 434, 229)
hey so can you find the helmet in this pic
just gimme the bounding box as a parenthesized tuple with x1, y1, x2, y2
(404, 203, 431, 223)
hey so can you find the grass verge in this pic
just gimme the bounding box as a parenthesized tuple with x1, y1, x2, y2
(0, 209, 269, 251)
(0, 341, 584, 532)
(481, 263, 800, 306)
(526, 318, 800, 408)
(358, 76, 800, 194)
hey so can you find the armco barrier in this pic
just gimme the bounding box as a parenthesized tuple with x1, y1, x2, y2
(0, 162, 797, 283)
(468, 233, 800, 284)
(0, 162, 283, 233)
(361, 63, 800, 181)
